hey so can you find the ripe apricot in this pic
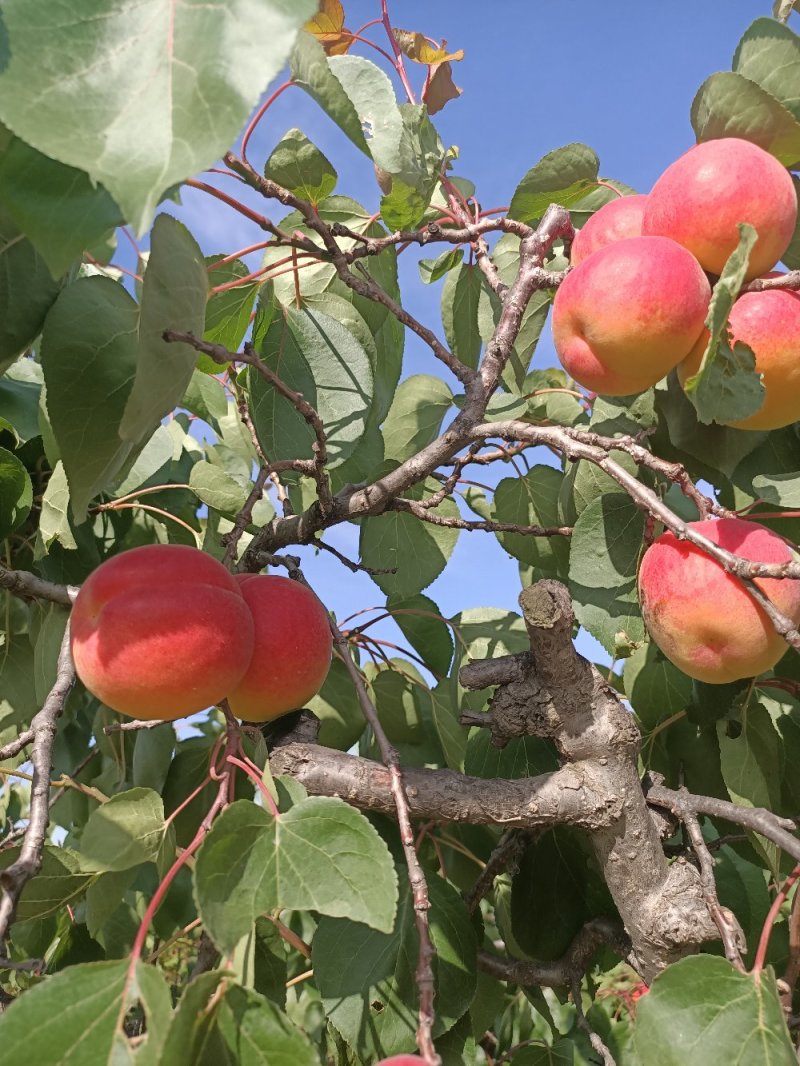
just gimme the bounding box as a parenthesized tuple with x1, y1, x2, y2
(226, 574, 332, 722)
(638, 517, 800, 683)
(571, 194, 647, 265)
(70, 545, 255, 720)
(643, 138, 797, 281)
(552, 235, 710, 395)
(678, 283, 800, 431)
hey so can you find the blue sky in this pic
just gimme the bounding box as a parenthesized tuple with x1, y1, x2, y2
(120, 1, 777, 673)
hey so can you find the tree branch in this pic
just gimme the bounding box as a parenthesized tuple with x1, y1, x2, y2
(0, 623, 76, 952)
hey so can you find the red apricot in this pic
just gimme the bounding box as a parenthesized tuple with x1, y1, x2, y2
(678, 283, 800, 431)
(70, 545, 255, 721)
(226, 574, 333, 722)
(571, 194, 647, 265)
(643, 138, 797, 281)
(552, 236, 710, 395)
(638, 518, 800, 683)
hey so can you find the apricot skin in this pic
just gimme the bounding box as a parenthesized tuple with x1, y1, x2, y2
(638, 518, 800, 684)
(374, 1058, 426, 1065)
(571, 194, 647, 265)
(678, 285, 800, 431)
(226, 574, 333, 723)
(643, 138, 797, 281)
(552, 235, 710, 396)
(70, 545, 255, 721)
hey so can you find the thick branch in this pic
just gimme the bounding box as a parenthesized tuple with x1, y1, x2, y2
(269, 741, 619, 831)
(0, 623, 75, 950)
(0, 565, 76, 606)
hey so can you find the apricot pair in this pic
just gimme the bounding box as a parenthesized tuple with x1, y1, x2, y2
(554, 137, 799, 424)
(70, 544, 332, 722)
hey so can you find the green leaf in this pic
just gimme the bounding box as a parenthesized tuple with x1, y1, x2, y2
(189, 461, 249, 516)
(368, 659, 428, 745)
(132, 724, 176, 794)
(428, 682, 468, 771)
(381, 374, 453, 464)
(683, 224, 765, 426)
(0, 959, 170, 1065)
(732, 426, 800, 507)
(302, 653, 363, 751)
(290, 32, 369, 155)
(202, 256, 258, 359)
(656, 373, 766, 482)
(79, 787, 167, 873)
(31, 602, 69, 703)
(380, 178, 428, 230)
(623, 642, 693, 729)
(213, 985, 320, 1066)
(511, 829, 611, 962)
(0, 846, 89, 921)
(419, 249, 464, 284)
(326, 54, 403, 171)
(0, 0, 318, 232)
(111, 424, 174, 498)
(313, 872, 477, 1062)
(38, 460, 77, 552)
(464, 731, 559, 780)
(569, 493, 646, 655)
(633, 955, 795, 1065)
(691, 71, 800, 167)
(181, 369, 228, 431)
(509, 144, 600, 224)
(194, 796, 398, 955)
(0, 136, 123, 279)
(359, 492, 460, 598)
(713, 839, 771, 967)
(0, 445, 32, 539)
(718, 703, 783, 876)
(159, 972, 226, 1065)
(249, 305, 373, 467)
(120, 215, 208, 442)
(733, 18, 800, 125)
(0, 370, 42, 444)
(40, 275, 139, 523)
(0, 207, 63, 372)
(442, 262, 483, 370)
(492, 466, 569, 575)
(264, 128, 337, 204)
(388, 592, 454, 677)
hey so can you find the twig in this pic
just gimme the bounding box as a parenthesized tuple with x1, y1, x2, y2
(753, 864, 800, 975)
(0, 730, 34, 763)
(274, 558, 440, 1063)
(390, 496, 572, 537)
(314, 538, 398, 576)
(478, 917, 630, 989)
(572, 974, 617, 1066)
(162, 331, 334, 517)
(103, 719, 169, 734)
(222, 466, 271, 567)
(680, 808, 745, 968)
(0, 565, 76, 606)
(742, 271, 800, 293)
(646, 784, 800, 864)
(464, 828, 537, 914)
(0, 623, 76, 950)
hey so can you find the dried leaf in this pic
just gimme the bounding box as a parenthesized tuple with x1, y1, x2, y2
(423, 62, 463, 115)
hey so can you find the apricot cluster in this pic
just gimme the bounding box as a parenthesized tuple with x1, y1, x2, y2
(553, 137, 799, 428)
(70, 544, 332, 723)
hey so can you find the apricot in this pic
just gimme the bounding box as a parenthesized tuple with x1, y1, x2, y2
(678, 283, 800, 431)
(374, 1058, 426, 1065)
(643, 138, 797, 281)
(551, 235, 710, 395)
(638, 517, 800, 684)
(70, 545, 255, 721)
(226, 574, 332, 722)
(571, 194, 647, 265)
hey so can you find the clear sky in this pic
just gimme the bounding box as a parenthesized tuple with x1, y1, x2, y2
(119, 0, 777, 673)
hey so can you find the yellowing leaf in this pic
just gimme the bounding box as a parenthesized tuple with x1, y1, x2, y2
(305, 0, 354, 56)
(392, 28, 464, 65)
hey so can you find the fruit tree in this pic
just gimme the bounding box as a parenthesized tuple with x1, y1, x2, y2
(3, 3, 800, 1064)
